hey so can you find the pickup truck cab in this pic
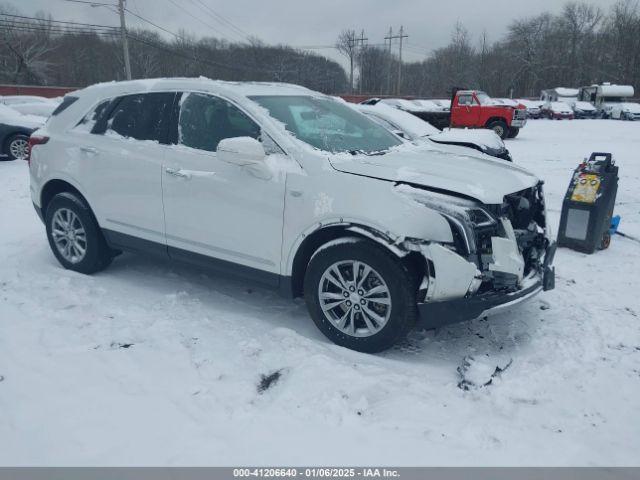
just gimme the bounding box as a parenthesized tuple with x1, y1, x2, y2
(450, 90, 527, 139)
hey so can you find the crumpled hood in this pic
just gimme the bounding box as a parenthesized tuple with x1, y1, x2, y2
(329, 145, 539, 204)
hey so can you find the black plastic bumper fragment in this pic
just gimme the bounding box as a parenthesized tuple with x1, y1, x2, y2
(417, 278, 544, 330)
(418, 241, 556, 330)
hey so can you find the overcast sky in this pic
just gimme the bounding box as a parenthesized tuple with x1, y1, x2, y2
(16, 0, 621, 67)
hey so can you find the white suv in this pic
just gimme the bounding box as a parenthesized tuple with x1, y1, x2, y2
(29, 78, 556, 353)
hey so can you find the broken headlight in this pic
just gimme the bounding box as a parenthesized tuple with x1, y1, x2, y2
(395, 184, 497, 254)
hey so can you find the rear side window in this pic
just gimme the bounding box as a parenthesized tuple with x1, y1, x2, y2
(103, 92, 175, 142)
(51, 96, 78, 116)
(75, 99, 113, 133)
(177, 92, 260, 152)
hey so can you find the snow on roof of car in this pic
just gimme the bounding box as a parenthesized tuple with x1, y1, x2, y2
(553, 87, 580, 97)
(356, 103, 439, 139)
(573, 101, 596, 110)
(0, 104, 47, 129)
(0, 95, 53, 105)
(518, 99, 544, 108)
(550, 101, 574, 112)
(76, 77, 315, 100)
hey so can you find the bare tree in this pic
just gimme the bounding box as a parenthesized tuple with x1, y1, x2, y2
(0, 4, 55, 84)
(336, 29, 357, 93)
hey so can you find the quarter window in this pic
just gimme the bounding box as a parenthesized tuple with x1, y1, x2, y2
(74, 99, 113, 133)
(177, 92, 260, 152)
(102, 92, 175, 142)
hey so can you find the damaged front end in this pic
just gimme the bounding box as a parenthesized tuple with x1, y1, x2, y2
(396, 183, 556, 329)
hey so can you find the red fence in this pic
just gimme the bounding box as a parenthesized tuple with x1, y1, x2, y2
(0, 84, 77, 98)
(339, 94, 417, 103)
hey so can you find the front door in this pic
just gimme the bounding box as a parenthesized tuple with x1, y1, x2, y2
(452, 93, 481, 128)
(161, 92, 286, 283)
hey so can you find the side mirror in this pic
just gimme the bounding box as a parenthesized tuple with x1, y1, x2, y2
(393, 130, 408, 139)
(217, 137, 265, 166)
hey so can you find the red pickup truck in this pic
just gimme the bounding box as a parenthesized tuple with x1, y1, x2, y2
(399, 89, 527, 139)
(450, 90, 527, 139)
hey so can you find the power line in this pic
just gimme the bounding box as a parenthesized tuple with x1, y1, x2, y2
(163, 0, 231, 40)
(59, 0, 115, 5)
(123, 8, 181, 39)
(186, 0, 251, 42)
(127, 32, 295, 74)
(0, 23, 119, 37)
(0, 12, 118, 29)
(54, 0, 130, 79)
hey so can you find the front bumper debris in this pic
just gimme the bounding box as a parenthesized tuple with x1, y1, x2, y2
(417, 239, 556, 330)
(418, 272, 544, 329)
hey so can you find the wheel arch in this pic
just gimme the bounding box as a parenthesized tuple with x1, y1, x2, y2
(485, 116, 508, 127)
(287, 223, 426, 298)
(40, 178, 92, 217)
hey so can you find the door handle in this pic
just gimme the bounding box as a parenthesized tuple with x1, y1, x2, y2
(80, 146, 98, 154)
(165, 168, 216, 179)
(165, 167, 191, 179)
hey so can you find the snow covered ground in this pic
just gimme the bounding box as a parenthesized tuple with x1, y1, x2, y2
(1, 119, 639, 466)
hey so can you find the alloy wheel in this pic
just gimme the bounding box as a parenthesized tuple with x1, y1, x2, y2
(9, 137, 28, 159)
(318, 260, 392, 338)
(51, 208, 87, 264)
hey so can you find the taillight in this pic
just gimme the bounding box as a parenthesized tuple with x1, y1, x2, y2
(26, 135, 49, 165)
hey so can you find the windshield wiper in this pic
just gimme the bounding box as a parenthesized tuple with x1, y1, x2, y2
(348, 149, 387, 156)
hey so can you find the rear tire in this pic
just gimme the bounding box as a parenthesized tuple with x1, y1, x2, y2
(304, 238, 418, 353)
(507, 127, 520, 139)
(45, 192, 113, 274)
(3, 133, 29, 161)
(487, 120, 508, 139)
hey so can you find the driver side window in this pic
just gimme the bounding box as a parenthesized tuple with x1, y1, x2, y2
(458, 94, 473, 106)
(177, 92, 260, 152)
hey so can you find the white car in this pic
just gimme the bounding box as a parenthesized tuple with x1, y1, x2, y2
(9, 100, 60, 118)
(517, 99, 544, 119)
(0, 95, 53, 106)
(570, 101, 598, 119)
(0, 104, 47, 160)
(610, 102, 640, 121)
(356, 103, 512, 161)
(29, 78, 555, 353)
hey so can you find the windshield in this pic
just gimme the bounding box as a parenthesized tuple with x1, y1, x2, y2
(250, 95, 403, 154)
(475, 91, 491, 105)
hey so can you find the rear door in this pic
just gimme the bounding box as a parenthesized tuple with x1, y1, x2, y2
(72, 92, 176, 247)
(161, 92, 286, 282)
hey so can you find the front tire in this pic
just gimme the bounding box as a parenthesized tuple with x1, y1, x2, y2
(304, 238, 418, 353)
(45, 192, 113, 274)
(487, 120, 508, 139)
(507, 127, 520, 138)
(3, 133, 29, 161)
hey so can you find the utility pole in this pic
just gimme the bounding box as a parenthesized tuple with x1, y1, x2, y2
(384, 27, 408, 95)
(384, 27, 393, 95)
(347, 32, 355, 94)
(357, 29, 368, 94)
(118, 0, 132, 80)
(396, 26, 408, 95)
